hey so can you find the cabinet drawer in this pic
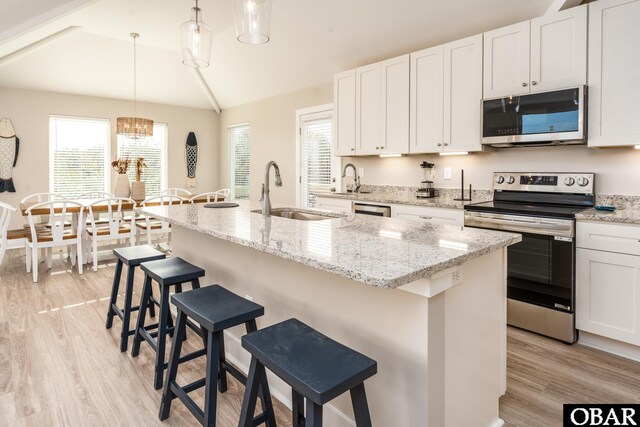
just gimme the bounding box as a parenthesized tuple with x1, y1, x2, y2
(392, 205, 463, 226)
(577, 221, 640, 255)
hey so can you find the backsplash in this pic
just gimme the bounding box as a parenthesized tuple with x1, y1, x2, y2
(357, 184, 493, 202)
(596, 195, 640, 209)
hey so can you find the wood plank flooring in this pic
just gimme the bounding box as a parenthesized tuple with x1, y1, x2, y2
(1, 249, 639, 426)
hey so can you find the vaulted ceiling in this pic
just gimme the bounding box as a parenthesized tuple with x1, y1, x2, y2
(0, 0, 553, 111)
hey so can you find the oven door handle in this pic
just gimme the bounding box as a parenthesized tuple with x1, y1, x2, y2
(464, 214, 574, 237)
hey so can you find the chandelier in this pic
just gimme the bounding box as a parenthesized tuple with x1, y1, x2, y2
(180, 0, 213, 67)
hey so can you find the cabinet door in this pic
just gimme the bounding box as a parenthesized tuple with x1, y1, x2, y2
(530, 5, 587, 93)
(576, 248, 640, 345)
(356, 63, 382, 155)
(380, 55, 410, 155)
(410, 46, 444, 154)
(334, 70, 357, 156)
(315, 197, 353, 215)
(483, 21, 530, 98)
(588, 0, 640, 147)
(444, 34, 483, 153)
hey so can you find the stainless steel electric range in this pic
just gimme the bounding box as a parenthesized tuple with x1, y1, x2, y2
(464, 172, 595, 343)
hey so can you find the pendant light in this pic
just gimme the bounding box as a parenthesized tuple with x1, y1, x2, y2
(117, 33, 153, 139)
(233, 0, 273, 45)
(180, 0, 213, 67)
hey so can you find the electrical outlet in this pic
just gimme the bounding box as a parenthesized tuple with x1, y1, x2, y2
(244, 294, 254, 301)
(444, 167, 452, 180)
(451, 269, 462, 285)
(359, 167, 364, 178)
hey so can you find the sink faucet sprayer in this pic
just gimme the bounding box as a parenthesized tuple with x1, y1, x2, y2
(260, 161, 282, 216)
(342, 163, 361, 193)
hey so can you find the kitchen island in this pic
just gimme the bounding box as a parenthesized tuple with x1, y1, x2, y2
(139, 202, 521, 427)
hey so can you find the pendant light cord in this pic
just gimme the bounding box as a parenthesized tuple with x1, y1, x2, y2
(132, 33, 138, 120)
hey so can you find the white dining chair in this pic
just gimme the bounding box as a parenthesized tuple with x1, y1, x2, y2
(25, 200, 84, 283)
(76, 191, 114, 200)
(160, 188, 192, 197)
(86, 197, 136, 272)
(0, 202, 18, 266)
(189, 190, 229, 204)
(136, 195, 188, 248)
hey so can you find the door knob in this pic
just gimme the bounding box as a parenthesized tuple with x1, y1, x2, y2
(522, 82, 528, 87)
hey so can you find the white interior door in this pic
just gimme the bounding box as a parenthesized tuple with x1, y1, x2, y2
(296, 106, 340, 208)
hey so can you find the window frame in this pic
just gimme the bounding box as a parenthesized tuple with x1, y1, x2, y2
(116, 122, 169, 197)
(48, 115, 112, 197)
(228, 122, 251, 200)
(295, 104, 339, 208)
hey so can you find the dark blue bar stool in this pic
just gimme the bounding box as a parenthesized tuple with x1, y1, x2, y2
(239, 318, 377, 427)
(131, 257, 205, 389)
(159, 285, 268, 427)
(106, 245, 166, 352)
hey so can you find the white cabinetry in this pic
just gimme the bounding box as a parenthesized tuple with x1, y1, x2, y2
(443, 34, 483, 153)
(315, 197, 353, 215)
(392, 204, 463, 226)
(334, 70, 356, 155)
(576, 222, 640, 346)
(409, 35, 483, 154)
(588, 0, 640, 147)
(380, 55, 410, 154)
(483, 6, 587, 99)
(356, 63, 382, 155)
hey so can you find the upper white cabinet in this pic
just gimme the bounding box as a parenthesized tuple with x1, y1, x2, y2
(409, 35, 483, 155)
(356, 63, 382, 155)
(410, 46, 444, 153)
(588, 0, 640, 147)
(334, 70, 356, 156)
(443, 34, 483, 153)
(530, 6, 587, 93)
(483, 21, 531, 98)
(380, 55, 410, 155)
(483, 6, 587, 99)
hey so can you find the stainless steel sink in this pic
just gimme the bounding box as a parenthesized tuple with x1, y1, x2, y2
(251, 208, 343, 221)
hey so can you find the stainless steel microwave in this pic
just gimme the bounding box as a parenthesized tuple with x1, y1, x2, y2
(482, 86, 586, 148)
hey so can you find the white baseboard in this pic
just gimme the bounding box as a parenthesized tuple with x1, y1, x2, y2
(578, 331, 640, 362)
(223, 330, 356, 427)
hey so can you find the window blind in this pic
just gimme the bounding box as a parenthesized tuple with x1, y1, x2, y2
(228, 124, 251, 200)
(49, 116, 110, 198)
(117, 123, 168, 197)
(300, 116, 333, 207)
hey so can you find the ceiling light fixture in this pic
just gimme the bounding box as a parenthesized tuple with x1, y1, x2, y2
(180, 0, 213, 67)
(117, 33, 153, 140)
(233, 0, 273, 45)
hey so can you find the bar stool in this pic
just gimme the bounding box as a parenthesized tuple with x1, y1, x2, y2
(106, 245, 166, 352)
(159, 285, 269, 427)
(131, 257, 205, 389)
(239, 318, 377, 427)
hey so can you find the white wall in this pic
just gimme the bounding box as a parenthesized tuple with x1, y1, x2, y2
(347, 145, 640, 195)
(218, 82, 333, 207)
(0, 86, 220, 228)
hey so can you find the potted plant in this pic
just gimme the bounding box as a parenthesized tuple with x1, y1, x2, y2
(111, 157, 131, 197)
(131, 157, 147, 202)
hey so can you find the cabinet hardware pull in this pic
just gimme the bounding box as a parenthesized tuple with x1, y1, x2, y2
(437, 143, 442, 147)
(420, 216, 433, 220)
(444, 143, 449, 146)
(531, 81, 537, 85)
(350, 148, 355, 151)
(522, 82, 528, 87)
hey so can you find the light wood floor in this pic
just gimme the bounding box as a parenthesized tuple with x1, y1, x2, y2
(1, 249, 639, 426)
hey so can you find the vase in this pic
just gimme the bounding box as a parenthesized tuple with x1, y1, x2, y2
(114, 173, 131, 198)
(131, 181, 146, 202)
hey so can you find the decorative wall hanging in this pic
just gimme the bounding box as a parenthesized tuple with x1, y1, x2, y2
(0, 118, 19, 193)
(185, 132, 198, 188)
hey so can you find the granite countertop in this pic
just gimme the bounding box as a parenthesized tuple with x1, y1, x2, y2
(316, 186, 492, 210)
(575, 208, 640, 225)
(139, 202, 521, 290)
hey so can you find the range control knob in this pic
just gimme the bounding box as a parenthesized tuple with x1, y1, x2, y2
(564, 177, 575, 186)
(577, 177, 590, 187)
(495, 175, 505, 184)
(506, 176, 516, 184)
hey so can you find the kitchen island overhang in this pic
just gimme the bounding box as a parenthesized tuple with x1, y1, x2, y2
(139, 203, 521, 427)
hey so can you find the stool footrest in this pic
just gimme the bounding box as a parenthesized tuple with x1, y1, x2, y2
(182, 377, 207, 394)
(139, 329, 158, 353)
(170, 381, 205, 424)
(179, 348, 206, 365)
(222, 360, 247, 386)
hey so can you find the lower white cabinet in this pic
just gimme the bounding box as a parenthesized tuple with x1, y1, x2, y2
(391, 204, 463, 226)
(315, 197, 353, 215)
(576, 222, 640, 346)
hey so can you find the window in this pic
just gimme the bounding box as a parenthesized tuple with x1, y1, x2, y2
(49, 116, 110, 198)
(228, 123, 251, 200)
(296, 106, 338, 207)
(117, 123, 168, 197)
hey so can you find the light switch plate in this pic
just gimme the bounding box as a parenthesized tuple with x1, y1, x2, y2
(444, 167, 452, 180)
